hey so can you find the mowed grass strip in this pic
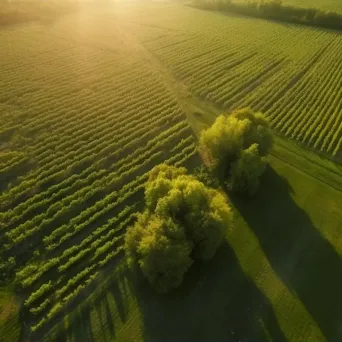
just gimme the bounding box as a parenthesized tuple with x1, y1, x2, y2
(229, 152, 342, 341)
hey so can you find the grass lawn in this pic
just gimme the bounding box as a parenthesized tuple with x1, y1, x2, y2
(0, 287, 21, 342)
(45, 133, 342, 342)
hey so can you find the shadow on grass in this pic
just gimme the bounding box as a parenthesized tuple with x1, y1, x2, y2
(229, 166, 342, 341)
(42, 263, 136, 342)
(43, 303, 96, 342)
(37, 165, 342, 341)
(47, 244, 286, 342)
(133, 242, 286, 342)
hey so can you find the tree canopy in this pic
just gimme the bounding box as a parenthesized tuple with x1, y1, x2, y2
(230, 143, 267, 195)
(125, 164, 233, 293)
(194, 0, 342, 32)
(125, 212, 193, 293)
(199, 108, 272, 194)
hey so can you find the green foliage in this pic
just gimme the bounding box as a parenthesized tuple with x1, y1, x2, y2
(195, 0, 342, 31)
(30, 298, 50, 315)
(144, 163, 189, 213)
(194, 165, 220, 188)
(126, 213, 193, 293)
(230, 144, 267, 195)
(148, 163, 188, 182)
(199, 108, 272, 194)
(183, 187, 231, 259)
(125, 164, 233, 292)
(199, 114, 248, 172)
(24, 281, 52, 308)
(231, 108, 273, 156)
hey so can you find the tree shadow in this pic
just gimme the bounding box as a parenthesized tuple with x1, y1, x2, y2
(42, 270, 134, 342)
(50, 304, 96, 342)
(230, 166, 342, 340)
(94, 295, 115, 342)
(108, 280, 127, 324)
(133, 241, 287, 342)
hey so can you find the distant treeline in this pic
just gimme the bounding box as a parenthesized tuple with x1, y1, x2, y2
(0, 0, 78, 26)
(194, 0, 342, 31)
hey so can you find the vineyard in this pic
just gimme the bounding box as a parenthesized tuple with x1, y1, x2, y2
(0, 14, 197, 339)
(1, 1, 342, 341)
(118, 2, 342, 159)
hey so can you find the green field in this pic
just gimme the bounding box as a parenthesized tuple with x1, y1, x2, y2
(1, 1, 342, 341)
(122, 2, 342, 159)
(45, 137, 342, 342)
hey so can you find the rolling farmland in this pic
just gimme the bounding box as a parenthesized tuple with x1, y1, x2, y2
(1, 1, 342, 341)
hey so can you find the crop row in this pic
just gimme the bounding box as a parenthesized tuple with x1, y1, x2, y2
(24, 141, 197, 332)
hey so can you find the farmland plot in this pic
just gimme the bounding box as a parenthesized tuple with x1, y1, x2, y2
(0, 16, 197, 338)
(116, 2, 342, 159)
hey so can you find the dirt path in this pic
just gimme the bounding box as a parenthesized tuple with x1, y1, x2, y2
(117, 23, 221, 137)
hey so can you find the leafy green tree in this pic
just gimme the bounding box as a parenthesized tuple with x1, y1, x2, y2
(152, 174, 232, 260)
(199, 108, 272, 194)
(194, 165, 220, 189)
(230, 144, 267, 195)
(199, 114, 249, 176)
(125, 164, 233, 292)
(148, 163, 187, 182)
(231, 108, 273, 156)
(125, 212, 193, 293)
(183, 186, 232, 260)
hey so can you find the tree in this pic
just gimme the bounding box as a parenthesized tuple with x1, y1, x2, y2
(125, 212, 193, 293)
(149, 170, 232, 261)
(230, 144, 267, 195)
(145, 163, 187, 212)
(231, 107, 273, 156)
(183, 186, 232, 260)
(125, 164, 233, 292)
(199, 108, 272, 194)
(199, 114, 249, 175)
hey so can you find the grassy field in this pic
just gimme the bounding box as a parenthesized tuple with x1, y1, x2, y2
(0, 287, 20, 342)
(1, 1, 342, 341)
